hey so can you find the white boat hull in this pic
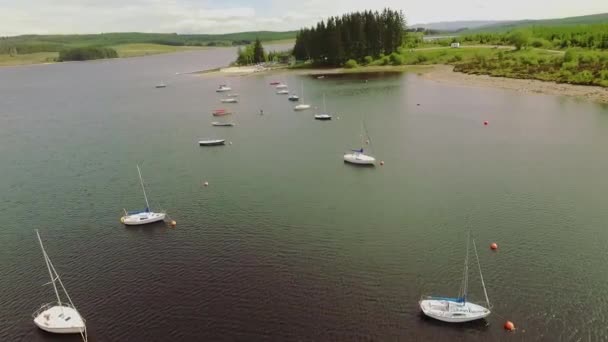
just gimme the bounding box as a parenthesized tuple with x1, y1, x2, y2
(315, 114, 332, 120)
(294, 104, 311, 111)
(199, 139, 226, 146)
(121, 212, 166, 225)
(344, 152, 375, 165)
(419, 299, 491, 323)
(275, 84, 288, 89)
(33, 304, 86, 334)
(221, 99, 238, 103)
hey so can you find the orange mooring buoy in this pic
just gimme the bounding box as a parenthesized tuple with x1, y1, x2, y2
(490, 242, 498, 250)
(504, 321, 515, 331)
(170, 220, 177, 227)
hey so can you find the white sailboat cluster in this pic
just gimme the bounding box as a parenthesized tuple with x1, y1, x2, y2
(33, 230, 87, 341)
(121, 165, 166, 225)
(419, 238, 491, 323)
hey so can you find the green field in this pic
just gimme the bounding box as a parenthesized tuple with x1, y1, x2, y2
(0, 31, 297, 67)
(459, 13, 608, 33)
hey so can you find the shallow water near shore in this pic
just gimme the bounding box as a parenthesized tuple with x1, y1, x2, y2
(1, 47, 608, 341)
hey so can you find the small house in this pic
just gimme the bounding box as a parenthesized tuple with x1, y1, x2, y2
(450, 42, 460, 48)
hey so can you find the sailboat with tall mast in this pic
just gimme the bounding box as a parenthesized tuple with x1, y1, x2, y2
(419, 237, 491, 323)
(32, 230, 87, 341)
(121, 165, 166, 225)
(314, 93, 332, 120)
(344, 121, 376, 165)
(294, 82, 311, 111)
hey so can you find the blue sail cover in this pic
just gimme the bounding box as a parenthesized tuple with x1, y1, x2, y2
(351, 148, 364, 153)
(428, 296, 465, 303)
(128, 207, 149, 215)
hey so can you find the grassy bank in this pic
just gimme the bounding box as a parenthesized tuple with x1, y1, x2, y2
(0, 52, 57, 66)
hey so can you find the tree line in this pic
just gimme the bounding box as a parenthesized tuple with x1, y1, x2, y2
(235, 38, 293, 65)
(292, 9, 406, 66)
(58, 47, 118, 61)
(460, 24, 608, 50)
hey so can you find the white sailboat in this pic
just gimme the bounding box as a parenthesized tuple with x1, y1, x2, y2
(32, 230, 87, 341)
(314, 93, 332, 120)
(276, 89, 289, 95)
(419, 238, 492, 323)
(294, 83, 311, 111)
(121, 165, 166, 225)
(344, 122, 375, 165)
(275, 83, 288, 89)
(216, 84, 232, 92)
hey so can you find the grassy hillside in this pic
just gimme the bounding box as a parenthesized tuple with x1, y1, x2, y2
(461, 13, 608, 33)
(0, 31, 297, 55)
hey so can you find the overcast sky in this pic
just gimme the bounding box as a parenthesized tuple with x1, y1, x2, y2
(1, 0, 607, 36)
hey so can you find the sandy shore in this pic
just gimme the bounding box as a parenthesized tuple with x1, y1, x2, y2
(422, 65, 608, 104)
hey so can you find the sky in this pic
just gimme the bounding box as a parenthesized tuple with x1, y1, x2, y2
(1, 0, 607, 36)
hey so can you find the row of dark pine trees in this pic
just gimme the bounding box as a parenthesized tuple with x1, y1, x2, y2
(293, 9, 406, 66)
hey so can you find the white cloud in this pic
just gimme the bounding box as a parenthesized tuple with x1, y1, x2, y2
(0, 0, 607, 35)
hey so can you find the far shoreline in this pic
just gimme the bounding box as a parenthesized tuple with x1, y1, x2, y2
(202, 64, 608, 104)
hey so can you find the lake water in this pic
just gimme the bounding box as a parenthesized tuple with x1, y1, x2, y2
(1, 46, 608, 341)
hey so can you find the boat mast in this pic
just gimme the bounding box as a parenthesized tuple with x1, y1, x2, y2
(301, 82, 305, 103)
(323, 93, 326, 112)
(137, 164, 151, 210)
(473, 239, 491, 308)
(461, 235, 470, 302)
(36, 230, 62, 306)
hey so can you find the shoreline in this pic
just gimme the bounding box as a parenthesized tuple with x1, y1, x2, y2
(421, 65, 608, 104)
(203, 63, 608, 104)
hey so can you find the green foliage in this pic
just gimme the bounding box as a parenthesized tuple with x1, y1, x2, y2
(0, 31, 296, 55)
(293, 9, 406, 66)
(564, 49, 576, 62)
(253, 38, 265, 63)
(389, 52, 404, 65)
(462, 23, 608, 50)
(57, 47, 118, 61)
(363, 55, 373, 65)
(507, 30, 531, 50)
(344, 59, 359, 68)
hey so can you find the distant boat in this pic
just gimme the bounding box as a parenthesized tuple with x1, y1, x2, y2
(227, 93, 239, 97)
(276, 89, 289, 95)
(199, 139, 226, 146)
(344, 122, 375, 165)
(419, 237, 491, 323)
(216, 84, 232, 92)
(212, 122, 235, 127)
(212, 109, 232, 116)
(314, 93, 332, 120)
(317, 75, 325, 79)
(121, 165, 166, 225)
(293, 83, 311, 111)
(221, 98, 238, 103)
(155, 82, 167, 88)
(288, 94, 299, 101)
(270, 81, 281, 85)
(33, 230, 87, 341)
(275, 83, 288, 89)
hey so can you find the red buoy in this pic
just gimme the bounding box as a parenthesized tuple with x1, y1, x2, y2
(484, 121, 489, 126)
(490, 243, 498, 250)
(504, 321, 515, 331)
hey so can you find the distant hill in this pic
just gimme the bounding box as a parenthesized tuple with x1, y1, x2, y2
(412, 12, 608, 33)
(462, 12, 608, 33)
(411, 20, 509, 32)
(0, 31, 297, 54)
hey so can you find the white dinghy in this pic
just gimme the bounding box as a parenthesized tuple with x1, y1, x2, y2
(33, 230, 87, 341)
(121, 165, 166, 225)
(419, 237, 492, 323)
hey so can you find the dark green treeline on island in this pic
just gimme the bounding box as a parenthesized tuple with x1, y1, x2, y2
(58, 47, 118, 61)
(292, 9, 406, 66)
